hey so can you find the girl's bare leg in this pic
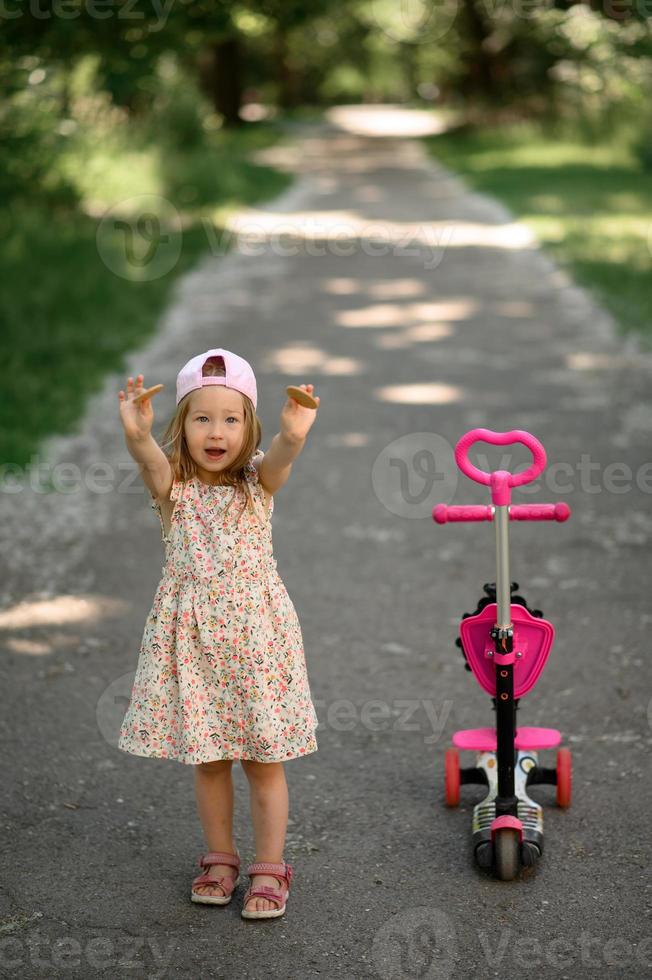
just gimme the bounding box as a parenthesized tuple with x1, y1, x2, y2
(193, 759, 238, 897)
(240, 760, 289, 913)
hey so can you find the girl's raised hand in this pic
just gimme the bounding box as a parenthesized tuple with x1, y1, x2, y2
(281, 383, 320, 442)
(118, 374, 162, 441)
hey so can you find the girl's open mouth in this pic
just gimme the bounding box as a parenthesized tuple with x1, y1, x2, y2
(205, 448, 226, 459)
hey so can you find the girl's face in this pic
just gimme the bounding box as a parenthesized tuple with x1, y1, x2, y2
(184, 386, 246, 483)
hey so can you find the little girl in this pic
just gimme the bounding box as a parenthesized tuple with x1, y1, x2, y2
(116, 347, 320, 921)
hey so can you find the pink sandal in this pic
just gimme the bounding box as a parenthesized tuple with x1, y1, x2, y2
(190, 850, 241, 906)
(241, 861, 294, 920)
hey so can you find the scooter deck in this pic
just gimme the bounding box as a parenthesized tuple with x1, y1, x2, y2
(453, 726, 561, 752)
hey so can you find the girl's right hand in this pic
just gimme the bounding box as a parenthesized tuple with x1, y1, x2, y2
(118, 374, 156, 441)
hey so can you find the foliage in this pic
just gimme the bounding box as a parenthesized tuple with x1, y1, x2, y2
(0, 53, 292, 471)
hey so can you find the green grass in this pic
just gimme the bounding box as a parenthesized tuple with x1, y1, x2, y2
(423, 123, 652, 344)
(0, 121, 292, 473)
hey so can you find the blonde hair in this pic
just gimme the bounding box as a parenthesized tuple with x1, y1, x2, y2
(159, 355, 263, 520)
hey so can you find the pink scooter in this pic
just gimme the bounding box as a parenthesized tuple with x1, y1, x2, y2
(433, 429, 572, 880)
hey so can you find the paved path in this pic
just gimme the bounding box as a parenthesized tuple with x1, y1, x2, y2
(2, 107, 651, 979)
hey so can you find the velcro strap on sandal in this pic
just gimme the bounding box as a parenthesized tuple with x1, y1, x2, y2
(192, 873, 236, 889)
(245, 886, 283, 905)
(198, 851, 240, 869)
(246, 861, 293, 884)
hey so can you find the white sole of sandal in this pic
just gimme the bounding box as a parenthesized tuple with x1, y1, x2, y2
(241, 902, 287, 920)
(190, 875, 240, 905)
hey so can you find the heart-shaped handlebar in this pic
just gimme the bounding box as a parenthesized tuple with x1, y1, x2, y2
(455, 428, 547, 490)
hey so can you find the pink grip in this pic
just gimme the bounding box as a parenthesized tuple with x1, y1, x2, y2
(455, 428, 547, 489)
(509, 503, 570, 522)
(433, 505, 493, 524)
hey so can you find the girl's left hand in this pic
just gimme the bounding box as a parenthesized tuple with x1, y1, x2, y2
(281, 384, 320, 442)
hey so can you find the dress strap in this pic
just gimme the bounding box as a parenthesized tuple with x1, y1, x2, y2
(169, 478, 185, 501)
(149, 475, 184, 544)
(245, 449, 265, 485)
(244, 449, 273, 522)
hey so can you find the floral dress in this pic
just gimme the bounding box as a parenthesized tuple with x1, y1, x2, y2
(118, 450, 319, 765)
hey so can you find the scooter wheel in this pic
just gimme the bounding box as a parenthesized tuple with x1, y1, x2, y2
(494, 828, 520, 881)
(556, 747, 572, 808)
(444, 748, 460, 806)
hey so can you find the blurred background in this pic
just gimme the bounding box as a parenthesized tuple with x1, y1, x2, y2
(2, 0, 651, 472)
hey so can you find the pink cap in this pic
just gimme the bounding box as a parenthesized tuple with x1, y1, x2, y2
(176, 348, 257, 409)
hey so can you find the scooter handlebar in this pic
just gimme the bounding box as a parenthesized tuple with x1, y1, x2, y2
(455, 428, 547, 489)
(433, 502, 571, 524)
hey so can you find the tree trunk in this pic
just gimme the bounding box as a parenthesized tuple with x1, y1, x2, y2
(275, 26, 299, 109)
(459, 0, 499, 101)
(198, 37, 244, 127)
(399, 42, 418, 102)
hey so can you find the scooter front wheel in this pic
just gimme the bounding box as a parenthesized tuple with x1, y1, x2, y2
(494, 828, 520, 881)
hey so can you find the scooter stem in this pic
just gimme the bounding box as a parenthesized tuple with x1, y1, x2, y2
(495, 506, 511, 629)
